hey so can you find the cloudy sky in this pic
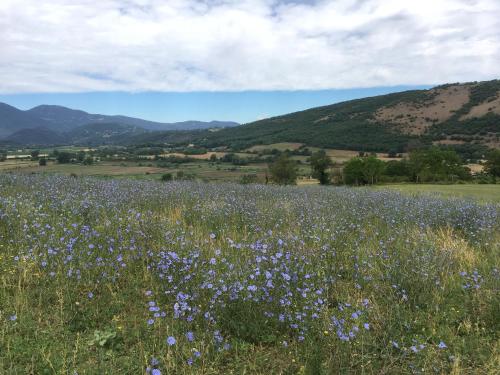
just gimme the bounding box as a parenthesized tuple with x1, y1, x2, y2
(0, 0, 499, 122)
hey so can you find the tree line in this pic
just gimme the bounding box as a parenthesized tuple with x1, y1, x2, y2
(268, 147, 500, 185)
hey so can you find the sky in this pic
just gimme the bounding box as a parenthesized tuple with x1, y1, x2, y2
(0, 0, 499, 122)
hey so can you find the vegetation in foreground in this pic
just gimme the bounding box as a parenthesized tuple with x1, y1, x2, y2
(0, 175, 498, 374)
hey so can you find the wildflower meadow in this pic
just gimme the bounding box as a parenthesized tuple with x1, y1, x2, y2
(0, 174, 498, 374)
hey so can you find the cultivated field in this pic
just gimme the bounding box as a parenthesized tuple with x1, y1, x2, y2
(0, 174, 498, 374)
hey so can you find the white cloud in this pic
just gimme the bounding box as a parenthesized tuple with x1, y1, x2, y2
(0, 0, 499, 93)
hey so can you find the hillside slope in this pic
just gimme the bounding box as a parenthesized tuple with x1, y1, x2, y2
(0, 104, 239, 142)
(0, 103, 52, 138)
(196, 80, 500, 152)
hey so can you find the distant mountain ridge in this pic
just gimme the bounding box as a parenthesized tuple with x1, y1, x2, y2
(0, 103, 239, 145)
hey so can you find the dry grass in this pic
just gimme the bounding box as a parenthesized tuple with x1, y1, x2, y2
(246, 143, 304, 152)
(375, 85, 471, 135)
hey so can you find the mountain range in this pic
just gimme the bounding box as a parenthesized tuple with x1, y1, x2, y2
(1, 80, 499, 152)
(0, 103, 238, 145)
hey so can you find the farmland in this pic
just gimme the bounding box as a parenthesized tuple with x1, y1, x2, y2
(1, 174, 498, 374)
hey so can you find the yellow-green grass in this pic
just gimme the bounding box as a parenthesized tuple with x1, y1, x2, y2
(378, 184, 500, 203)
(0, 160, 271, 183)
(246, 142, 304, 152)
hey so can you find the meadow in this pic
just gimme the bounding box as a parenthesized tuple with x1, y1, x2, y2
(0, 174, 499, 374)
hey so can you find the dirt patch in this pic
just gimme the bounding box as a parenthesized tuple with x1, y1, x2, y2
(375, 85, 471, 135)
(461, 95, 500, 120)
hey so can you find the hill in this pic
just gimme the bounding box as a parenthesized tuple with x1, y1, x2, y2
(0, 103, 239, 143)
(0, 103, 52, 138)
(66, 122, 148, 145)
(195, 80, 500, 152)
(5, 127, 68, 146)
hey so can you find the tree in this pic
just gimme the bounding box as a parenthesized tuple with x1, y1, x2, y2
(77, 151, 86, 163)
(161, 173, 173, 182)
(30, 150, 40, 160)
(83, 157, 94, 165)
(269, 154, 297, 185)
(343, 157, 364, 185)
(39, 157, 47, 166)
(343, 156, 386, 185)
(361, 156, 385, 185)
(309, 150, 332, 185)
(408, 147, 470, 182)
(0, 149, 6, 162)
(57, 152, 73, 164)
(209, 153, 217, 162)
(484, 149, 500, 177)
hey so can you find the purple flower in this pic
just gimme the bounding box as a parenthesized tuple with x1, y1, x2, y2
(152, 369, 161, 375)
(438, 341, 447, 349)
(185, 331, 195, 342)
(87, 292, 94, 299)
(166, 336, 176, 346)
(363, 323, 370, 330)
(9, 315, 17, 321)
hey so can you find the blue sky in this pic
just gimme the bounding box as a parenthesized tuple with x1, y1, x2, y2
(0, 86, 430, 123)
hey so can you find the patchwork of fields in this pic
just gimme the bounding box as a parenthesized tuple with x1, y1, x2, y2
(0, 174, 498, 374)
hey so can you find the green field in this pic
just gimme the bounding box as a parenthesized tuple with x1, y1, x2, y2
(378, 184, 500, 203)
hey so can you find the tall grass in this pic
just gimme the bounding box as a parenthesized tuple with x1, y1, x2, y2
(0, 174, 498, 374)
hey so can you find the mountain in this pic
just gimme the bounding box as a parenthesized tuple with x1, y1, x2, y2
(194, 80, 500, 152)
(0, 103, 239, 143)
(67, 122, 147, 145)
(26, 105, 238, 132)
(5, 127, 68, 146)
(0, 103, 52, 138)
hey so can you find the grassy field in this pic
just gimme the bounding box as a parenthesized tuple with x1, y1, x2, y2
(0, 174, 498, 374)
(0, 160, 271, 182)
(379, 184, 500, 203)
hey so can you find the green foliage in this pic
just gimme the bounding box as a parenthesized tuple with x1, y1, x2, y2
(385, 159, 410, 177)
(30, 150, 40, 160)
(38, 157, 47, 166)
(56, 151, 74, 164)
(408, 147, 471, 182)
(343, 156, 385, 185)
(88, 329, 118, 348)
(83, 156, 94, 165)
(439, 144, 490, 163)
(484, 149, 500, 177)
(161, 173, 173, 182)
(240, 174, 259, 184)
(343, 157, 364, 185)
(221, 153, 248, 165)
(309, 150, 332, 184)
(269, 154, 297, 185)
